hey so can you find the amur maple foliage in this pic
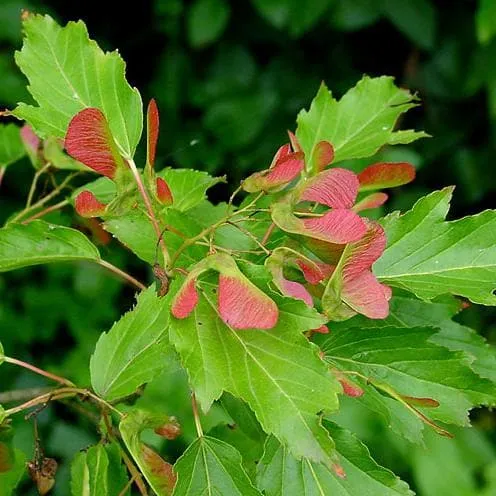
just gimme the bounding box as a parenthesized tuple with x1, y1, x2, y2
(0, 13, 495, 496)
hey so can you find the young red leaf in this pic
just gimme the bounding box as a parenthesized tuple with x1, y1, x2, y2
(147, 99, 159, 168)
(358, 162, 416, 192)
(141, 444, 176, 494)
(295, 259, 334, 284)
(400, 395, 440, 408)
(280, 279, 314, 306)
(74, 190, 107, 218)
(154, 417, 182, 440)
(353, 192, 389, 212)
(20, 124, 40, 153)
(299, 168, 359, 208)
(270, 143, 292, 166)
(312, 324, 329, 334)
(338, 378, 364, 398)
(287, 130, 302, 152)
(156, 177, 173, 205)
(311, 140, 334, 171)
(218, 274, 279, 329)
(322, 221, 392, 320)
(341, 221, 387, 281)
(303, 209, 367, 244)
(243, 151, 304, 193)
(171, 278, 199, 319)
(65, 108, 125, 178)
(341, 270, 392, 319)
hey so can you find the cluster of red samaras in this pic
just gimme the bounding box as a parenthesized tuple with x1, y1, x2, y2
(172, 133, 415, 330)
(66, 100, 173, 218)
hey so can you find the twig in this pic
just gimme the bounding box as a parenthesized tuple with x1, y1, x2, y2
(3, 356, 75, 387)
(170, 192, 265, 267)
(226, 221, 271, 255)
(4, 389, 77, 416)
(10, 172, 78, 223)
(0, 166, 5, 188)
(26, 162, 52, 208)
(21, 199, 69, 224)
(126, 158, 170, 267)
(97, 259, 146, 291)
(0, 387, 53, 404)
(261, 222, 276, 246)
(228, 184, 243, 207)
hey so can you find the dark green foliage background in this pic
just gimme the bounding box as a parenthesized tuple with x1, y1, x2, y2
(1, 0, 495, 494)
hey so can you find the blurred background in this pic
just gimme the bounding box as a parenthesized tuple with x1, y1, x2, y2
(1, 0, 495, 494)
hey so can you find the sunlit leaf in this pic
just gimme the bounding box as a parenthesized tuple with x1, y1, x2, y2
(296, 77, 428, 173)
(120, 410, 176, 496)
(90, 287, 171, 402)
(170, 264, 342, 466)
(173, 437, 261, 496)
(257, 422, 413, 495)
(12, 14, 142, 158)
(0, 220, 100, 272)
(375, 188, 496, 305)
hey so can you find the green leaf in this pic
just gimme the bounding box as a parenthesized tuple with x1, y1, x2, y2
(330, 0, 381, 31)
(477, 0, 496, 45)
(43, 137, 90, 171)
(90, 287, 171, 402)
(158, 168, 225, 212)
(187, 0, 230, 47)
(332, 293, 496, 385)
(374, 188, 496, 305)
(0, 220, 100, 272)
(209, 394, 267, 478)
(173, 436, 261, 496)
(169, 267, 342, 466)
(119, 410, 177, 496)
(296, 77, 428, 173)
(71, 444, 129, 496)
(257, 422, 412, 496)
(251, 0, 334, 36)
(0, 407, 5, 425)
(0, 124, 25, 168)
(72, 177, 117, 205)
(71, 445, 109, 496)
(12, 14, 142, 159)
(0, 448, 26, 496)
(410, 429, 486, 496)
(381, 0, 436, 50)
(318, 326, 496, 436)
(103, 211, 157, 265)
(103, 208, 208, 266)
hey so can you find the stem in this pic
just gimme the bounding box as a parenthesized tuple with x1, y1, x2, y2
(21, 199, 69, 224)
(226, 221, 271, 255)
(26, 162, 52, 208)
(10, 172, 77, 224)
(98, 259, 146, 291)
(0, 167, 5, 188)
(3, 356, 75, 387)
(4, 388, 77, 416)
(228, 184, 243, 207)
(0, 387, 53, 404)
(170, 192, 265, 268)
(126, 158, 170, 267)
(72, 388, 123, 417)
(191, 392, 203, 437)
(261, 222, 276, 246)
